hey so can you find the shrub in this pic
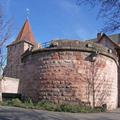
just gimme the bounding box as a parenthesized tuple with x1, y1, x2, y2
(24, 99, 35, 109)
(55, 104, 92, 113)
(55, 104, 106, 113)
(35, 101, 57, 111)
(6, 98, 25, 108)
(0, 99, 106, 113)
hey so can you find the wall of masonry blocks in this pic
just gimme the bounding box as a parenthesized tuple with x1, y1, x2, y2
(4, 42, 33, 78)
(21, 48, 118, 110)
(118, 57, 120, 107)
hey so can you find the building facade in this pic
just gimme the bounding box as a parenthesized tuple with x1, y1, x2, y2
(3, 19, 120, 110)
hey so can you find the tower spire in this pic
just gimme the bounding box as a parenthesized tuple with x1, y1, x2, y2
(12, 19, 35, 45)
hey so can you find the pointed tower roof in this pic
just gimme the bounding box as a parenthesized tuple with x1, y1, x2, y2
(12, 19, 35, 45)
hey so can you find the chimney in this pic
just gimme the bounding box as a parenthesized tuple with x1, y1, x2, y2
(97, 32, 104, 41)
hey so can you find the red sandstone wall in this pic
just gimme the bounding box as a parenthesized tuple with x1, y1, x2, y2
(4, 42, 33, 78)
(118, 56, 120, 107)
(21, 50, 118, 110)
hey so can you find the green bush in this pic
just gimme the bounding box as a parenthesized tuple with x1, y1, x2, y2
(4, 98, 25, 108)
(0, 99, 106, 113)
(55, 104, 106, 113)
(55, 104, 93, 113)
(35, 101, 57, 111)
(24, 99, 35, 109)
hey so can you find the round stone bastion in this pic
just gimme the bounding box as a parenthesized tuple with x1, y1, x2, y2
(21, 40, 118, 110)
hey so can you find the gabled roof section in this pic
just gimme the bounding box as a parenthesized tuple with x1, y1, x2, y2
(97, 33, 120, 48)
(109, 33, 120, 44)
(12, 19, 35, 45)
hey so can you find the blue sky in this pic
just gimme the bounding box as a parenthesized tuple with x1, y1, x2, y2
(2, 0, 104, 44)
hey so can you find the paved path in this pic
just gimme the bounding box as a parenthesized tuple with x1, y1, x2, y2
(0, 106, 120, 120)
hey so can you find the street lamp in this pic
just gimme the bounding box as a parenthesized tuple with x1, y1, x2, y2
(90, 51, 99, 62)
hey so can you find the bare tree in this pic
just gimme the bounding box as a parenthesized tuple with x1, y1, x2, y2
(0, 3, 12, 101)
(76, 0, 120, 33)
(90, 58, 106, 108)
(82, 52, 108, 108)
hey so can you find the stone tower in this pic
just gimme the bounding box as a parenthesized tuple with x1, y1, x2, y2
(4, 19, 35, 78)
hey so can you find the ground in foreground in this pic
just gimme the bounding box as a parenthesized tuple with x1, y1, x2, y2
(0, 106, 120, 120)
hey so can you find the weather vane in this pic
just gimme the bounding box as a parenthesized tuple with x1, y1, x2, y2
(26, 8, 30, 19)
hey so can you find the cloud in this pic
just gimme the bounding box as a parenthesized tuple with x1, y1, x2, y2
(56, 27, 90, 40)
(56, 0, 80, 14)
(75, 28, 97, 40)
(0, 0, 11, 12)
(5, 0, 11, 11)
(75, 28, 90, 39)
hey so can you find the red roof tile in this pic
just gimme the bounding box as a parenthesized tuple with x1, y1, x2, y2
(13, 19, 35, 45)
